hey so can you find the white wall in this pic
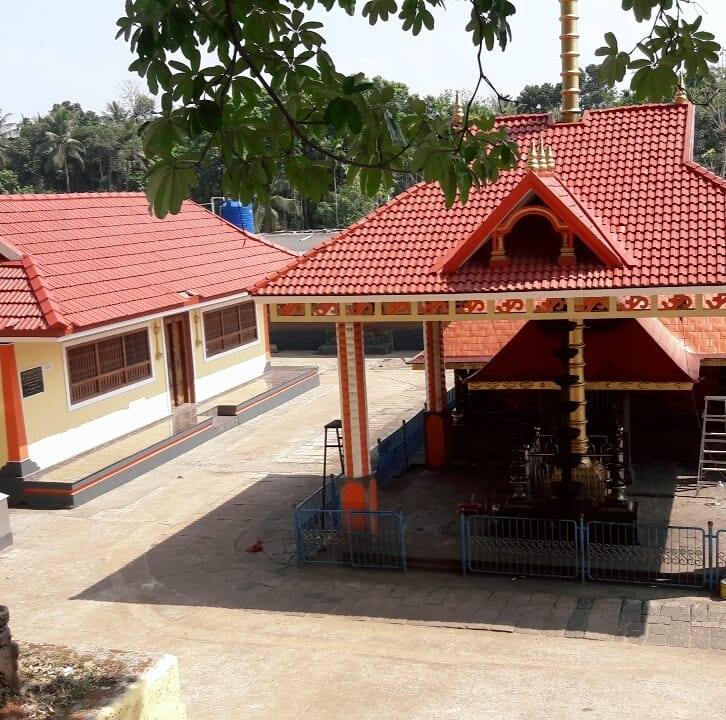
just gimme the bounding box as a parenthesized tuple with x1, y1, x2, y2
(191, 300, 269, 403)
(0, 494, 11, 546)
(194, 352, 267, 403)
(27, 391, 170, 470)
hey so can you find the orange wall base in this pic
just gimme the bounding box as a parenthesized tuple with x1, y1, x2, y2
(341, 476, 378, 512)
(425, 412, 451, 469)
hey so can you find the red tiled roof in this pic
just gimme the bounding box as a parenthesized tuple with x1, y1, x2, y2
(444, 320, 524, 358)
(253, 104, 726, 297)
(0, 262, 48, 333)
(408, 320, 524, 366)
(635, 317, 699, 380)
(466, 319, 699, 385)
(0, 193, 295, 335)
(433, 171, 632, 271)
(661, 317, 726, 357)
(413, 317, 726, 369)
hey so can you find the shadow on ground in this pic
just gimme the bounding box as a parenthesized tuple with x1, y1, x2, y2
(72, 472, 715, 641)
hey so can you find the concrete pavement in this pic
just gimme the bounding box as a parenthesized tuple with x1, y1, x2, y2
(1, 355, 725, 718)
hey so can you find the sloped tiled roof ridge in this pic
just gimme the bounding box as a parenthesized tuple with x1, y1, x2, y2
(0, 192, 296, 335)
(252, 104, 726, 297)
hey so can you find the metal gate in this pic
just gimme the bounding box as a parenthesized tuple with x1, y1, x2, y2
(460, 514, 713, 589)
(294, 483, 406, 570)
(585, 522, 707, 588)
(460, 514, 580, 579)
(347, 511, 407, 569)
(715, 529, 726, 587)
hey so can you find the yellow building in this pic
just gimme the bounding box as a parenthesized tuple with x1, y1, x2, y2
(0, 193, 301, 507)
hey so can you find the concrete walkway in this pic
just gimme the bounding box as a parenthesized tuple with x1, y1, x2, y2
(2, 355, 725, 718)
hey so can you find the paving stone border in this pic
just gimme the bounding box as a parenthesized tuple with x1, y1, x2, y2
(266, 568, 726, 651)
(387, 591, 726, 650)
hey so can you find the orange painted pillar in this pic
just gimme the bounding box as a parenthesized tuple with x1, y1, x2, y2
(423, 321, 450, 468)
(335, 322, 376, 512)
(262, 305, 272, 359)
(0, 344, 37, 480)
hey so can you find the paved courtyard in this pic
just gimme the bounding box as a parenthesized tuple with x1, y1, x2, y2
(2, 354, 726, 718)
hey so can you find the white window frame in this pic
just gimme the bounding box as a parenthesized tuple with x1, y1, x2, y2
(63, 323, 156, 411)
(201, 300, 261, 363)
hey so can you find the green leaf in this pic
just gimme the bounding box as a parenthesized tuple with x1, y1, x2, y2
(197, 100, 223, 132)
(146, 160, 197, 218)
(379, 85, 395, 103)
(323, 97, 362, 132)
(143, 117, 185, 158)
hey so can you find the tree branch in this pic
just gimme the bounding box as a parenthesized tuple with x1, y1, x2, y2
(187, 0, 451, 174)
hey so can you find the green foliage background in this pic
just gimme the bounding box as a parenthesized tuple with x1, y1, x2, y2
(0, 62, 723, 229)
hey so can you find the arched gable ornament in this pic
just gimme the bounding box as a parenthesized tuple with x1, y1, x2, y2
(489, 205, 575, 268)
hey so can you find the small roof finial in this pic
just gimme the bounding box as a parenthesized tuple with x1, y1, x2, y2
(451, 91, 464, 128)
(527, 140, 541, 172)
(527, 139, 556, 173)
(542, 142, 556, 173)
(674, 73, 688, 105)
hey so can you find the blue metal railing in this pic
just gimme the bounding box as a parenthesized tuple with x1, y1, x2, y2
(376, 388, 456, 487)
(460, 513, 723, 589)
(460, 513, 580, 580)
(376, 412, 424, 487)
(714, 528, 725, 589)
(293, 476, 342, 563)
(585, 521, 708, 588)
(294, 479, 406, 570)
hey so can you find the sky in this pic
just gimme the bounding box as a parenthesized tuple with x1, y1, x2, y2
(1, 0, 725, 120)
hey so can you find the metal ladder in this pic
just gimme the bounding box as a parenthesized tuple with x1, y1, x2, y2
(697, 396, 726, 495)
(322, 419, 344, 483)
(320, 420, 344, 523)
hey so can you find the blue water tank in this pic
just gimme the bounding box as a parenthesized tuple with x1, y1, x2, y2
(220, 199, 256, 233)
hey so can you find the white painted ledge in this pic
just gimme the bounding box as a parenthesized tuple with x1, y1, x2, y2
(93, 653, 187, 720)
(0, 494, 11, 551)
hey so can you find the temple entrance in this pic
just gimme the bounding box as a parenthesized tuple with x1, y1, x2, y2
(164, 313, 195, 407)
(287, 313, 726, 586)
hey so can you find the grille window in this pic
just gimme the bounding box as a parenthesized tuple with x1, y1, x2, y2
(67, 329, 152, 404)
(203, 302, 258, 357)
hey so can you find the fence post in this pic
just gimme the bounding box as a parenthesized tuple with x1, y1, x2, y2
(400, 512, 407, 572)
(376, 438, 382, 482)
(459, 513, 469, 576)
(708, 520, 714, 590)
(294, 508, 303, 565)
(577, 513, 589, 583)
(401, 419, 408, 467)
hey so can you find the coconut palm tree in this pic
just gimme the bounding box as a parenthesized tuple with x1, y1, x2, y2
(110, 125, 147, 190)
(37, 106, 85, 192)
(104, 101, 128, 123)
(0, 110, 15, 169)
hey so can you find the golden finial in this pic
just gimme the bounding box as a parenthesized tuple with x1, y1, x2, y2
(451, 91, 464, 128)
(527, 140, 541, 172)
(674, 74, 688, 105)
(559, 0, 581, 122)
(543, 143, 556, 173)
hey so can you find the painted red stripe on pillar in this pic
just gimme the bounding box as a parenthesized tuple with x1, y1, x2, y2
(353, 324, 370, 477)
(424, 322, 435, 410)
(424, 321, 447, 413)
(336, 323, 355, 478)
(336, 322, 370, 479)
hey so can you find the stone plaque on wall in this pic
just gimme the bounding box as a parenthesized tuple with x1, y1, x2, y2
(20, 366, 44, 398)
